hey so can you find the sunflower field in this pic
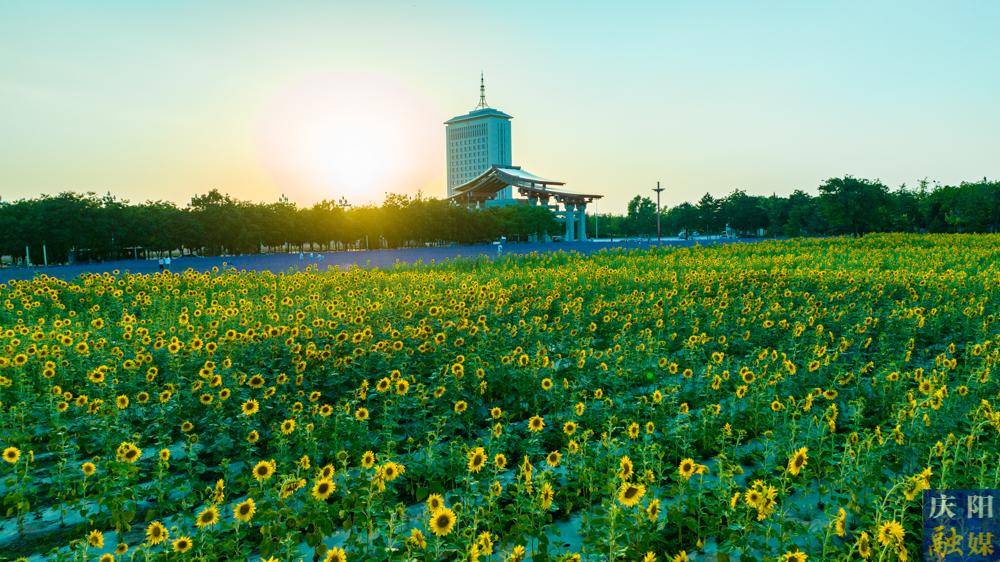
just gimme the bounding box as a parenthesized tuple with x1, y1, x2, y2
(1, 234, 998, 562)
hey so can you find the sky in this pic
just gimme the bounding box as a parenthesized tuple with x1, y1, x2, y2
(2, 1, 999, 213)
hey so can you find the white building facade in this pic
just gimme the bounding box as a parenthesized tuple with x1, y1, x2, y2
(445, 77, 513, 200)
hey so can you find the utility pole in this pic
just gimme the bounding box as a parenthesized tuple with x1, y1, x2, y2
(653, 181, 665, 243)
(594, 201, 599, 240)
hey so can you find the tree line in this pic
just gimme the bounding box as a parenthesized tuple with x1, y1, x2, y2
(595, 177, 999, 238)
(0, 191, 558, 264)
(0, 176, 996, 265)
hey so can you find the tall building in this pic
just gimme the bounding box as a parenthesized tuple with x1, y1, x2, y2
(445, 75, 513, 199)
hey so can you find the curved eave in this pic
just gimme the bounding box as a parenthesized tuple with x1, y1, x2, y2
(448, 165, 601, 204)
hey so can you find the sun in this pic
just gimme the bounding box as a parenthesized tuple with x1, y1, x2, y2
(258, 72, 440, 204)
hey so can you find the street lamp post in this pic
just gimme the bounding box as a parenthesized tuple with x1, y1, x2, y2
(653, 181, 664, 242)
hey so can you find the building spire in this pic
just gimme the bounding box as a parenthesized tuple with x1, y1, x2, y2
(476, 72, 488, 109)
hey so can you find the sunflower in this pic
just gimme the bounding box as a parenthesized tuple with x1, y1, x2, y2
(324, 546, 347, 562)
(787, 447, 808, 476)
(903, 467, 933, 501)
(562, 421, 577, 435)
(426, 493, 445, 512)
(671, 552, 689, 562)
(832, 507, 846, 537)
(646, 498, 661, 521)
(856, 531, 872, 559)
(539, 482, 555, 509)
(407, 528, 427, 549)
(312, 478, 336, 501)
(81, 461, 96, 476)
(234, 498, 256, 523)
(241, 399, 259, 415)
(361, 450, 376, 469)
(618, 456, 634, 480)
(379, 461, 405, 482)
(354, 407, 369, 421)
(877, 520, 904, 546)
(545, 450, 562, 467)
(627, 422, 640, 439)
(643, 553, 656, 562)
(395, 379, 409, 394)
(425, 494, 444, 513)
(779, 552, 807, 562)
(195, 505, 219, 528)
(212, 479, 225, 503)
(528, 415, 545, 432)
(745, 480, 778, 520)
(429, 507, 457, 537)
(280, 418, 296, 435)
(116, 441, 142, 464)
(678, 458, 696, 480)
(281, 478, 306, 499)
(467, 447, 487, 473)
(145, 521, 168, 545)
(494, 453, 507, 469)
(87, 529, 104, 548)
(252, 460, 276, 482)
(616, 482, 646, 507)
(477, 531, 494, 555)
(99, 555, 113, 562)
(172, 536, 193, 553)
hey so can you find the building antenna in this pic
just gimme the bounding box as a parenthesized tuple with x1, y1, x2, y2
(476, 72, 488, 109)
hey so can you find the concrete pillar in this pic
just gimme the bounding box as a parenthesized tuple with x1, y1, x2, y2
(564, 207, 575, 241)
(577, 203, 587, 241)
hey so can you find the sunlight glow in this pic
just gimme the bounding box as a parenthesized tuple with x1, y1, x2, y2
(258, 72, 440, 205)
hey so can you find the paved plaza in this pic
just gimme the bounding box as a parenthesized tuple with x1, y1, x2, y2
(0, 238, 747, 283)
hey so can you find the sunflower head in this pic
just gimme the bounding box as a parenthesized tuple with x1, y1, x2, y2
(429, 507, 457, 537)
(145, 521, 168, 544)
(787, 447, 808, 476)
(234, 498, 256, 522)
(617, 482, 647, 507)
(196, 505, 219, 528)
(172, 536, 193, 553)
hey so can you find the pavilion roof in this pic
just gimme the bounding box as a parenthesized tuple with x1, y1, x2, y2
(448, 166, 603, 204)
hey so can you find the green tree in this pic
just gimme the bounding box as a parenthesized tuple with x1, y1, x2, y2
(624, 196, 656, 237)
(818, 176, 892, 235)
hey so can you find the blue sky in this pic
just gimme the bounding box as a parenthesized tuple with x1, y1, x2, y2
(2, 1, 998, 211)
